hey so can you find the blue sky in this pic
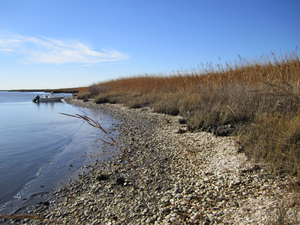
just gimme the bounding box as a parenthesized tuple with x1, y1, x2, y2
(0, 0, 299, 90)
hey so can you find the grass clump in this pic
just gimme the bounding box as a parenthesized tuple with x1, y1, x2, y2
(76, 84, 109, 101)
(88, 84, 109, 96)
(241, 113, 300, 177)
(76, 91, 92, 100)
(94, 92, 126, 104)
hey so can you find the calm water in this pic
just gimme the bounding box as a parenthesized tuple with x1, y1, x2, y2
(0, 91, 119, 214)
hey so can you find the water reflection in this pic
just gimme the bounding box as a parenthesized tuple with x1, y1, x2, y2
(34, 101, 65, 110)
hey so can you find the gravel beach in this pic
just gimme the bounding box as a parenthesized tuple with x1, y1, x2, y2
(2, 98, 299, 224)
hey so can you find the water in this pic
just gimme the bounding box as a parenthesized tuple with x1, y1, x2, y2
(0, 91, 119, 214)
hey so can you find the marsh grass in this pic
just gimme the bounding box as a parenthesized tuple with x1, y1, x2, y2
(76, 91, 92, 100)
(241, 113, 300, 177)
(84, 49, 300, 177)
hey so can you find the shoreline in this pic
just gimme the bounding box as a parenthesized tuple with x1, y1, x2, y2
(0, 98, 119, 217)
(4, 98, 298, 224)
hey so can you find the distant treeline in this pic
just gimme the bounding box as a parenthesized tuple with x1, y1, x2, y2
(8, 88, 82, 93)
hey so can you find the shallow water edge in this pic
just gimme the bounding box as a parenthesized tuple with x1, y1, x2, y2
(0, 98, 120, 215)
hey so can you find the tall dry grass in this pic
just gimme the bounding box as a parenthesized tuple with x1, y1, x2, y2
(82, 49, 300, 177)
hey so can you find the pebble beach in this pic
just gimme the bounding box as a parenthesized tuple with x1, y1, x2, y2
(3, 97, 299, 224)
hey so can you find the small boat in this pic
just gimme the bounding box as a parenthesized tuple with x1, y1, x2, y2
(33, 92, 64, 103)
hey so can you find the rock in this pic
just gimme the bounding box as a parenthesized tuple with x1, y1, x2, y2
(176, 128, 187, 134)
(116, 176, 125, 185)
(178, 118, 187, 124)
(96, 174, 110, 181)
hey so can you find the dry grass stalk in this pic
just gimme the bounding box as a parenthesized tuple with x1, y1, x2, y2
(60, 113, 154, 203)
